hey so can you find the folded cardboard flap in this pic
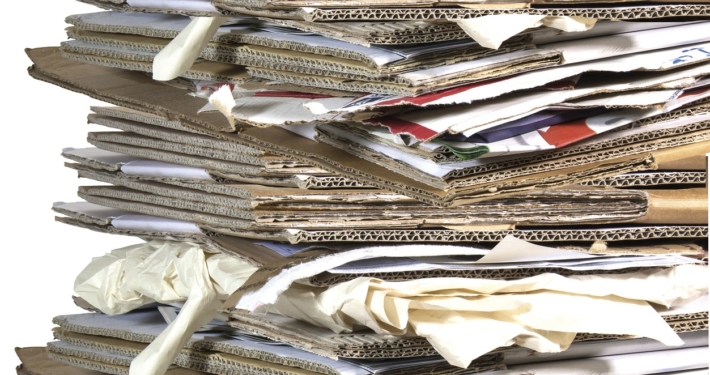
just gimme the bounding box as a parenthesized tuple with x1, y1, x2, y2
(638, 188, 708, 225)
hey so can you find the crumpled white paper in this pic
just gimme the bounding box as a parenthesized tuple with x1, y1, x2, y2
(269, 265, 707, 368)
(152, 16, 229, 81)
(74, 240, 257, 375)
(454, 15, 597, 49)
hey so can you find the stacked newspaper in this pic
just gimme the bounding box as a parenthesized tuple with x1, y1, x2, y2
(16, 0, 710, 374)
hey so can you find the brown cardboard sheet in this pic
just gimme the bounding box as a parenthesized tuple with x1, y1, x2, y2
(60, 42, 254, 85)
(87, 137, 335, 177)
(15, 348, 110, 375)
(258, 18, 471, 46)
(87, 111, 266, 156)
(54, 209, 710, 245)
(87, 132, 330, 175)
(15, 347, 205, 375)
(217, 4, 710, 22)
(245, 51, 560, 95)
(215, 0, 710, 10)
(64, 14, 500, 70)
(63, 147, 363, 189)
(69, 164, 395, 203)
(578, 172, 707, 188)
(66, 26, 532, 80)
(77, 0, 222, 16)
(78, 183, 680, 227)
(25, 48, 710, 206)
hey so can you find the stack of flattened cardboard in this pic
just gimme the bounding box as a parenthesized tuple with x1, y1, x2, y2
(16, 0, 710, 374)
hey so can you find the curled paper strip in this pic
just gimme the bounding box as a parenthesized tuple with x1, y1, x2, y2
(454, 15, 597, 49)
(74, 240, 257, 375)
(153, 16, 230, 81)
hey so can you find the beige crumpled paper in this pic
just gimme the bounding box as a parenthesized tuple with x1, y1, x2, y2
(152, 16, 229, 81)
(454, 14, 597, 49)
(74, 240, 257, 375)
(269, 265, 707, 368)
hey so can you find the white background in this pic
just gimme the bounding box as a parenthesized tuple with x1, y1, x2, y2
(1, 0, 138, 369)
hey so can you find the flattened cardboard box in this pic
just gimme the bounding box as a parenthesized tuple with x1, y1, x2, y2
(82, 107, 710, 189)
(259, 18, 471, 46)
(15, 347, 206, 375)
(60, 41, 254, 85)
(580, 172, 707, 188)
(331, 101, 710, 165)
(218, 4, 710, 22)
(48, 311, 710, 370)
(53, 199, 709, 287)
(213, 0, 710, 10)
(14, 348, 85, 375)
(262, 19, 698, 47)
(64, 24, 532, 80)
(51, 311, 504, 374)
(72, 180, 709, 228)
(64, 144, 365, 190)
(47, 338, 504, 375)
(67, 163, 393, 203)
(25, 48, 710, 207)
(53, 201, 709, 246)
(67, 152, 705, 227)
(78, 0, 221, 16)
(86, 104, 710, 190)
(65, 12, 473, 68)
(222, 309, 709, 359)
